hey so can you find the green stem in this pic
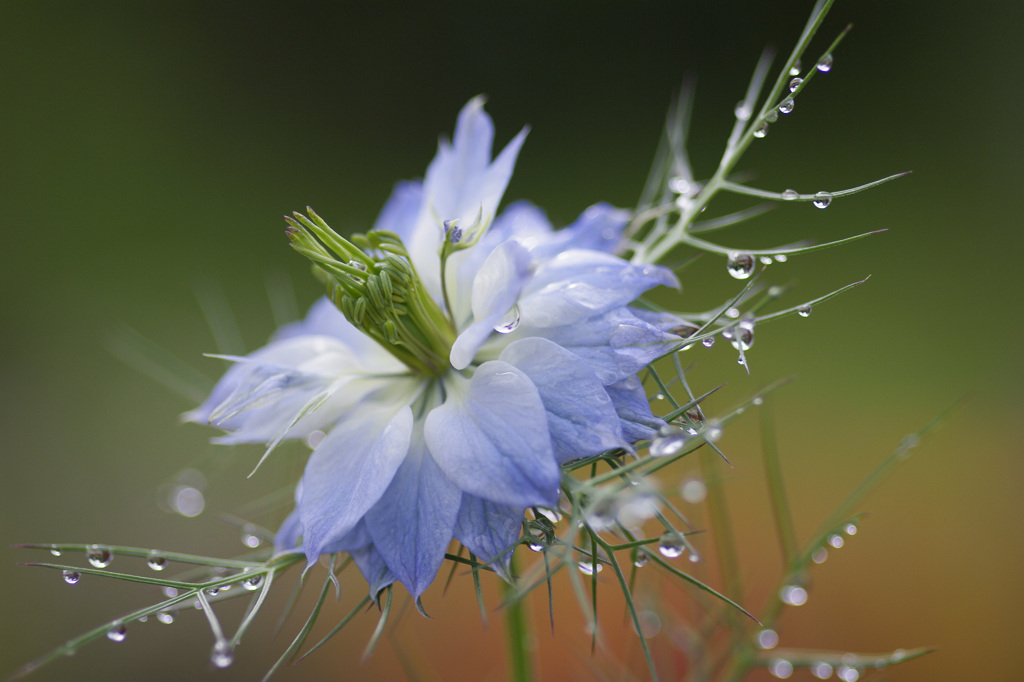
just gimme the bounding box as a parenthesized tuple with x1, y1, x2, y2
(503, 554, 534, 682)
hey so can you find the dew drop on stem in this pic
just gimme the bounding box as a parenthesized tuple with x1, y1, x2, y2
(726, 252, 755, 279)
(779, 97, 795, 114)
(789, 77, 803, 92)
(782, 189, 799, 201)
(798, 304, 812, 317)
(62, 570, 80, 585)
(106, 624, 126, 643)
(147, 551, 167, 571)
(657, 531, 685, 559)
(86, 545, 112, 568)
(813, 191, 833, 209)
(817, 53, 834, 72)
(769, 659, 794, 679)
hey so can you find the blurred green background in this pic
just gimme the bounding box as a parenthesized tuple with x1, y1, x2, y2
(2, 1, 1021, 680)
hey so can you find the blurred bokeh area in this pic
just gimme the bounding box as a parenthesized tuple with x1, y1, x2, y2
(2, 2, 1021, 680)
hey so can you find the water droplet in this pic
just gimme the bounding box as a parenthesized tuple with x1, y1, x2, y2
(653, 393, 665, 401)
(86, 545, 112, 568)
(633, 552, 649, 568)
(171, 485, 205, 517)
(789, 59, 802, 76)
(781, 190, 799, 202)
(680, 478, 707, 504)
(760, 256, 773, 265)
(637, 610, 662, 638)
(789, 77, 803, 92)
(836, 666, 859, 682)
(162, 586, 179, 598)
(241, 524, 262, 549)
(306, 430, 326, 448)
(62, 570, 81, 585)
(688, 551, 700, 563)
(769, 659, 794, 678)
(494, 304, 521, 333)
(726, 307, 740, 319)
(753, 396, 764, 406)
(585, 497, 618, 530)
(812, 662, 834, 679)
(813, 191, 833, 209)
(891, 649, 906, 662)
(817, 54, 833, 72)
(730, 324, 754, 352)
(206, 586, 220, 597)
(779, 97, 795, 114)
(526, 538, 544, 552)
(657, 531, 685, 559)
(734, 101, 752, 121)
(753, 122, 769, 138)
(146, 551, 167, 571)
(701, 337, 715, 348)
(347, 259, 367, 272)
(650, 425, 688, 458)
(157, 612, 175, 625)
(756, 628, 779, 650)
(670, 322, 700, 338)
(49, 545, 62, 557)
(844, 522, 858, 536)
(211, 640, 234, 669)
(828, 534, 845, 549)
(243, 574, 264, 591)
(726, 252, 755, 280)
(668, 176, 693, 195)
(780, 584, 808, 606)
(106, 624, 127, 643)
(536, 508, 561, 524)
(775, 254, 788, 263)
(812, 547, 828, 564)
(766, 111, 780, 124)
(798, 304, 812, 318)
(138, 615, 148, 623)
(577, 560, 602, 575)
(706, 425, 723, 442)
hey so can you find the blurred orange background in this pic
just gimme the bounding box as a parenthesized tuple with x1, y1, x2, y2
(2, 2, 1021, 680)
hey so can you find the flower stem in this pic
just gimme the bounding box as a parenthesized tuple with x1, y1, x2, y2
(503, 555, 533, 682)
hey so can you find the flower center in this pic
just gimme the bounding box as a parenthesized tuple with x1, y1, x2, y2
(285, 208, 456, 376)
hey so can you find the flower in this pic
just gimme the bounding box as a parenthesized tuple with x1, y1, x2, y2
(187, 98, 685, 602)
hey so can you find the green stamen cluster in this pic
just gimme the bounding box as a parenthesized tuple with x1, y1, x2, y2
(285, 208, 456, 376)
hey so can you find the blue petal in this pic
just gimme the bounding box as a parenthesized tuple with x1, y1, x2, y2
(371, 180, 424, 244)
(524, 306, 684, 385)
(500, 337, 626, 463)
(453, 493, 524, 582)
(604, 375, 666, 442)
(519, 251, 678, 328)
(450, 240, 531, 370)
(407, 98, 529, 304)
(274, 508, 303, 553)
(529, 203, 630, 260)
(365, 430, 462, 597)
(447, 202, 552, 326)
(299, 404, 414, 564)
(424, 361, 559, 508)
(271, 298, 394, 361)
(349, 542, 397, 606)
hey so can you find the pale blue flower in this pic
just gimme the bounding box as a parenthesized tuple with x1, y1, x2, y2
(188, 98, 684, 601)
